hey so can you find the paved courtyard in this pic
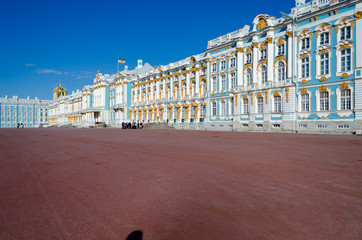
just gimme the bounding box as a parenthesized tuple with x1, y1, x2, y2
(0, 128, 362, 240)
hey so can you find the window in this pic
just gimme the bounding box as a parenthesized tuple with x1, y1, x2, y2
(167, 108, 171, 119)
(246, 53, 252, 64)
(257, 97, 263, 113)
(174, 107, 178, 119)
(231, 73, 236, 89)
(221, 101, 226, 115)
(221, 75, 226, 91)
(301, 93, 310, 112)
(320, 91, 329, 111)
(230, 99, 234, 115)
(221, 61, 226, 70)
(243, 99, 249, 114)
(212, 77, 217, 92)
(191, 106, 196, 119)
(278, 62, 285, 81)
(200, 105, 206, 118)
(212, 102, 217, 116)
(340, 26, 351, 41)
(260, 49, 267, 60)
(212, 63, 217, 72)
(301, 38, 310, 50)
(277, 44, 285, 56)
(320, 32, 329, 45)
(261, 66, 267, 84)
(301, 58, 310, 78)
(182, 106, 186, 119)
(340, 89, 351, 110)
(230, 58, 236, 68)
(274, 96, 281, 113)
(320, 53, 329, 75)
(246, 69, 253, 86)
(341, 49, 351, 72)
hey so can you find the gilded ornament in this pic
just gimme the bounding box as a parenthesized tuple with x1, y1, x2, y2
(286, 32, 293, 38)
(266, 38, 273, 44)
(339, 44, 350, 50)
(319, 85, 327, 92)
(273, 90, 280, 96)
(260, 43, 267, 50)
(340, 82, 349, 89)
(256, 92, 263, 97)
(355, 11, 362, 19)
(318, 49, 329, 54)
(251, 92, 254, 105)
(340, 73, 349, 79)
(319, 76, 328, 82)
(242, 94, 248, 99)
(256, 18, 268, 31)
(265, 90, 268, 104)
(276, 38, 284, 45)
(245, 48, 252, 54)
(285, 87, 289, 103)
(252, 42, 258, 48)
(300, 88, 308, 94)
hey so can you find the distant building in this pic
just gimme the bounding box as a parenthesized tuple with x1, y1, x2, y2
(49, 0, 362, 134)
(0, 95, 52, 128)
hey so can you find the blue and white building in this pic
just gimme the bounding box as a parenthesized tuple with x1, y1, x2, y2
(49, 0, 362, 134)
(0, 95, 51, 128)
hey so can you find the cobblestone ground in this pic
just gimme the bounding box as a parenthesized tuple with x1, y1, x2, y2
(0, 128, 362, 240)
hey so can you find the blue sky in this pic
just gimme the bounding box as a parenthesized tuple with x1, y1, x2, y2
(0, 0, 295, 99)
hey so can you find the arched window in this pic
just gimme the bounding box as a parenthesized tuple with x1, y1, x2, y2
(278, 62, 285, 81)
(246, 69, 253, 86)
(261, 65, 267, 84)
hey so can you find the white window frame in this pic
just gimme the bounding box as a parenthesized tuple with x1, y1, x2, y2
(261, 65, 267, 84)
(220, 101, 226, 116)
(243, 98, 249, 114)
(246, 68, 253, 86)
(257, 97, 264, 113)
(277, 62, 286, 82)
(212, 101, 217, 116)
(230, 73, 236, 89)
(300, 92, 311, 112)
(273, 95, 282, 113)
(220, 75, 226, 92)
(336, 85, 354, 111)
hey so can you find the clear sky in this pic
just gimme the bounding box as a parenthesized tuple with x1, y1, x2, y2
(0, 0, 295, 99)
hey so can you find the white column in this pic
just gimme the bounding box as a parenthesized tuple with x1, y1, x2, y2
(252, 43, 258, 84)
(186, 70, 190, 96)
(287, 30, 293, 79)
(195, 67, 200, 95)
(267, 37, 274, 82)
(236, 46, 244, 87)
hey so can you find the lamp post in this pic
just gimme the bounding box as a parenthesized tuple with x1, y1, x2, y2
(281, 12, 299, 133)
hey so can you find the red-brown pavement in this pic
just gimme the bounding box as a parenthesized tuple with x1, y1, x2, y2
(0, 128, 362, 240)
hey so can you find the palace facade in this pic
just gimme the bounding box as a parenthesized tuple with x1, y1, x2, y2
(49, 0, 362, 134)
(0, 95, 51, 128)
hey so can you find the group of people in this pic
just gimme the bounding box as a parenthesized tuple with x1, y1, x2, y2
(121, 122, 143, 129)
(17, 123, 24, 128)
